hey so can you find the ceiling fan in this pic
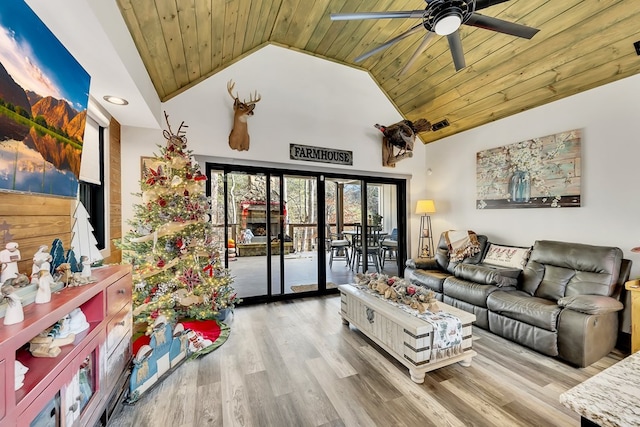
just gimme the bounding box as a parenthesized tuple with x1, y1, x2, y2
(330, 0, 539, 75)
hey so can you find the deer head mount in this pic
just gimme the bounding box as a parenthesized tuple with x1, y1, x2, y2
(375, 118, 431, 167)
(227, 80, 261, 151)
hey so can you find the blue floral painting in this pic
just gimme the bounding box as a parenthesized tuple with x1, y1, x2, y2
(0, 0, 91, 197)
(476, 129, 581, 209)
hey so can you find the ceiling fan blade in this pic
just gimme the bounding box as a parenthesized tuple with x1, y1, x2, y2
(447, 31, 466, 71)
(330, 10, 424, 21)
(398, 32, 436, 76)
(465, 13, 539, 39)
(354, 23, 424, 63)
(475, 0, 512, 11)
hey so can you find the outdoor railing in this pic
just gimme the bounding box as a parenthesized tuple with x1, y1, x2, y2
(211, 222, 362, 253)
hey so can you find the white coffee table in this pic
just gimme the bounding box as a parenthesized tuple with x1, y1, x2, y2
(339, 284, 476, 383)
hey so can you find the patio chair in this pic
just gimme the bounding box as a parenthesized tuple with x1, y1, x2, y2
(327, 225, 351, 268)
(380, 228, 398, 269)
(352, 224, 382, 273)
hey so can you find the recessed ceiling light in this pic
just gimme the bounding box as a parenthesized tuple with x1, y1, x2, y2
(103, 95, 129, 105)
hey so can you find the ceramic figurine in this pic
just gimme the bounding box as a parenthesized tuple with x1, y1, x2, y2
(67, 308, 90, 335)
(31, 245, 50, 285)
(35, 262, 53, 304)
(14, 361, 28, 390)
(81, 256, 92, 277)
(0, 242, 21, 283)
(2, 283, 24, 325)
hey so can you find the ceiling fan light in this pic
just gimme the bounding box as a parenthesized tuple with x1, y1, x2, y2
(434, 14, 462, 35)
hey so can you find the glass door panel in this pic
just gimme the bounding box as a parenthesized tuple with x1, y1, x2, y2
(226, 171, 269, 299)
(269, 175, 282, 295)
(325, 179, 352, 285)
(371, 183, 400, 276)
(283, 175, 318, 293)
(207, 162, 406, 303)
(209, 168, 226, 259)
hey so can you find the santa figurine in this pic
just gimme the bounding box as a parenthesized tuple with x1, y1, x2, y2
(0, 242, 21, 283)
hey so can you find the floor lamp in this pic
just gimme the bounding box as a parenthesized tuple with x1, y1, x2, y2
(416, 200, 436, 258)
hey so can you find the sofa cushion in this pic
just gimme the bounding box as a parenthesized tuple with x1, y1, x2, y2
(557, 295, 624, 315)
(521, 240, 623, 300)
(443, 276, 501, 308)
(454, 263, 521, 287)
(406, 257, 438, 270)
(483, 244, 531, 269)
(487, 290, 561, 331)
(407, 269, 450, 294)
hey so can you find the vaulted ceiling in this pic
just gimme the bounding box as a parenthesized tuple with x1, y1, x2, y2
(116, 0, 640, 143)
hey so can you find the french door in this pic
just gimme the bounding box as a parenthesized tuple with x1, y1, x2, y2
(206, 163, 406, 304)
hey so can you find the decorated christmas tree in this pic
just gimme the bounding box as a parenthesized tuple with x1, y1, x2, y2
(119, 113, 237, 335)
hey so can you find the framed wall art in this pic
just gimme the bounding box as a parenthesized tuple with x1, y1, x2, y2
(476, 129, 581, 209)
(0, 0, 91, 198)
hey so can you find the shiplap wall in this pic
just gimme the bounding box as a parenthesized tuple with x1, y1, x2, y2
(0, 118, 123, 274)
(0, 193, 74, 276)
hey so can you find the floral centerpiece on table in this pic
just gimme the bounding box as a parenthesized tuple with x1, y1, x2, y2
(355, 272, 437, 313)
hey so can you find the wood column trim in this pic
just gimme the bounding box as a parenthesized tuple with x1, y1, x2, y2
(104, 117, 122, 264)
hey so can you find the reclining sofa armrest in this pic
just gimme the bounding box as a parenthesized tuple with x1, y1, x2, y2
(557, 295, 624, 315)
(454, 263, 521, 287)
(406, 258, 439, 270)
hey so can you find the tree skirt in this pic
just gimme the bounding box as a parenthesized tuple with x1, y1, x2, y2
(128, 319, 231, 404)
(132, 319, 229, 358)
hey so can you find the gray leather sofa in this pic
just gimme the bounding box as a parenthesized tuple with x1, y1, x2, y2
(405, 235, 632, 367)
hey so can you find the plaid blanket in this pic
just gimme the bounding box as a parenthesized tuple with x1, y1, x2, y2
(354, 285, 462, 362)
(444, 230, 481, 262)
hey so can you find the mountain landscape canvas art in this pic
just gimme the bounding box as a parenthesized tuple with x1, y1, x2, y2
(0, 0, 90, 197)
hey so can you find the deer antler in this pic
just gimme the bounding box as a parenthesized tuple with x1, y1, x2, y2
(164, 111, 173, 134)
(246, 91, 261, 106)
(177, 121, 188, 137)
(227, 80, 238, 100)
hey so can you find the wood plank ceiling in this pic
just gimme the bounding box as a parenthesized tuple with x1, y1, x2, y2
(116, 0, 640, 144)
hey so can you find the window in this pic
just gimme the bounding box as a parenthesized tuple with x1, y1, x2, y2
(78, 118, 106, 250)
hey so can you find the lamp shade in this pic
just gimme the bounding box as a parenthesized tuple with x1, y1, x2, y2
(415, 199, 436, 214)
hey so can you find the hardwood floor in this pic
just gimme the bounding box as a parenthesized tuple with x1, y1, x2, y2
(109, 295, 624, 427)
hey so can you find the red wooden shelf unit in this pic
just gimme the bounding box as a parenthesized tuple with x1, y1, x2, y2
(0, 264, 133, 426)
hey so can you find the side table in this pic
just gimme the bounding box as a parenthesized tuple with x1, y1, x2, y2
(625, 279, 640, 353)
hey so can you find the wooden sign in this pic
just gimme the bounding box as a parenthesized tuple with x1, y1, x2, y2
(289, 144, 352, 166)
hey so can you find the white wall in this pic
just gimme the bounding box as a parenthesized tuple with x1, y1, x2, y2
(121, 45, 640, 281)
(424, 72, 640, 279)
(121, 45, 430, 248)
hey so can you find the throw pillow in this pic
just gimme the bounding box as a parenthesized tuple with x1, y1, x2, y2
(483, 244, 531, 269)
